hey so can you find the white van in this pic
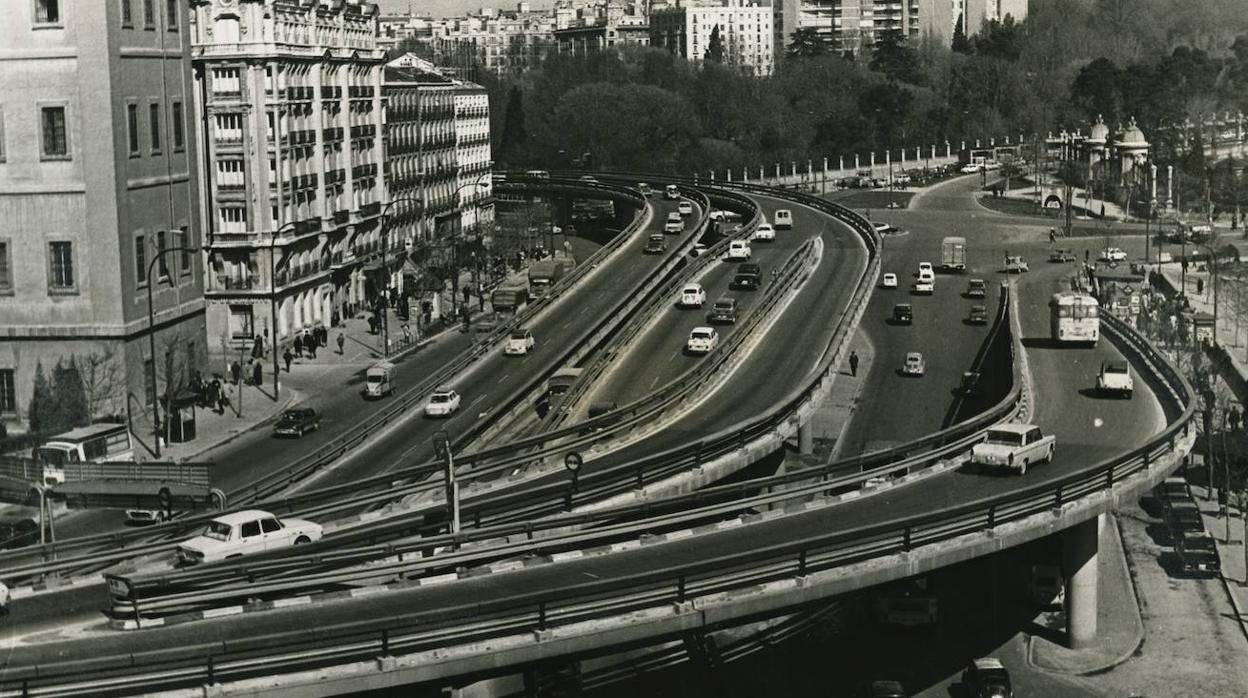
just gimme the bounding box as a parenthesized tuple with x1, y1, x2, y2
(34, 423, 134, 485)
(664, 184, 680, 200)
(362, 361, 396, 399)
(773, 209, 793, 229)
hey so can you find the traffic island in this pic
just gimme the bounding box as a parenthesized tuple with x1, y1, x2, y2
(1026, 513, 1144, 675)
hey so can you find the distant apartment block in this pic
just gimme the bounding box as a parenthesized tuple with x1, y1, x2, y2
(962, 0, 1027, 35)
(382, 55, 495, 255)
(0, 0, 205, 435)
(774, 0, 953, 58)
(651, 0, 775, 76)
(190, 0, 387, 365)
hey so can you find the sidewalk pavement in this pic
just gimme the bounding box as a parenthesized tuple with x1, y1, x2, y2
(1156, 262, 1248, 386)
(1191, 483, 1248, 643)
(1027, 513, 1144, 675)
(783, 331, 874, 467)
(149, 263, 534, 464)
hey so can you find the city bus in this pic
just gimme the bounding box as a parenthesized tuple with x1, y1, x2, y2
(33, 423, 134, 486)
(1049, 291, 1100, 345)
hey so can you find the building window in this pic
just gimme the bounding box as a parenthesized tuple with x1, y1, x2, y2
(171, 101, 184, 151)
(180, 228, 193, 275)
(149, 102, 161, 153)
(166, 0, 177, 30)
(134, 234, 146, 286)
(121, 0, 132, 26)
(156, 230, 168, 279)
(127, 103, 139, 155)
(211, 68, 241, 96)
(34, 0, 59, 25)
(216, 159, 244, 189)
(218, 207, 246, 234)
(143, 0, 154, 28)
(229, 304, 254, 338)
(0, 369, 15, 414)
(0, 106, 6, 162)
(47, 240, 76, 293)
(39, 105, 69, 160)
(0, 240, 11, 293)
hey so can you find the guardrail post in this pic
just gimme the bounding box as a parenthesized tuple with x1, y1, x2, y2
(538, 602, 547, 631)
(902, 527, 913, 552)
(381, 628, 390, 656)
(798, 549, 807, 577)
(987, 506, 996, 530)
(207, 656, 215, 685)
(1106, 465, 1114, 490)
(1054, 486, 1064, 508)
(678, 575, 687, 603)
(636, 466, 644, 489)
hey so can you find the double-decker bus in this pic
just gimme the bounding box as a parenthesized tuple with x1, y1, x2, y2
(1050, 291, 1099, 345)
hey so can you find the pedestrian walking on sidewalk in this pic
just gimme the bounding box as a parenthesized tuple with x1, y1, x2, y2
(849, 351, 860, 377)
(336, 332, 345, 355)
(252, 336, 264, 361)
(293, 334, 304, 358)
(252, 360, 262, 387)
(402, 323, 412, 343)
(1197, 278, 1204, 295)
(477, 283, 485, 312)
(306, 330, 317, 359)
(462, 285, 471, 307)
(210, 377, 223, 414)
(230, 361, 242, 386)
(283, 349, 293, 373)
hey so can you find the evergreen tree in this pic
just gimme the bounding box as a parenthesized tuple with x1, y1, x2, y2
(787, 27, 828, 58)
(951, 14, 972, 54)
(704, 25, 725, 64)
(27, 363, 52, 435)
(869, 30, 921, 84)
(51, 359, 90, 432)
(499, 85, 527, 166)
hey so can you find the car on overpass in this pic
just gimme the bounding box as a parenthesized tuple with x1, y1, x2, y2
(664, 212, 685, 234)
(960, 658, 1013, 698)
(273, 408, 320, 438)
(679, 283, 707, 308)
(636, 182, 653, 197)
(677, 200, 694, 217)
(868, 680, 908, 698)
(970, 423, 1055, 475)
(917, 262, 934, 281)
(644, 234, 667, 254)
(685, 327, 719, 355)
(726, 240, 752, 261)
(504, 329, 535, 356)
(176, 510, 323, 566)
(881, 273, 898, 289)
(773, 209, 793, 229)
(424, 388, 462, 417)
(891, 303, 913, 324)
(664, 184, 680, 200)
(732, 263, 761, 291)
(902, 352, 925, 376)
(707, 297, 738, 324)
(967, 305, 989, 324)
(960, 163, 984, 174)
(912, 278, 934, 295)
(1096, 360, 1134, 398)
(578, 175, 598, 184)
(872, 221, 899, 235)
(752, 223, 776, 242)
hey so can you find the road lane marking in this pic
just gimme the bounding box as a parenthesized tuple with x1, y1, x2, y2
(469, 394, 487, 406)
(500, 373, 510, 382)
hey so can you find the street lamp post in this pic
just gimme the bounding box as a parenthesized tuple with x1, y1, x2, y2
(268, 222, 299, 399)
(146, 245, 198, 458)
(448, 175, 492, 318)
(377, 195, 427, 356)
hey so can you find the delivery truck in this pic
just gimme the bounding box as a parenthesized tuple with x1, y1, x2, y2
(528, 256, 576, 298)
(940, 236, 966, 272)
(491, 282, 530, 313)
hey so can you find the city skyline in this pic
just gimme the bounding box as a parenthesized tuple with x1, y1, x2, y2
(377, 0, 555, 16)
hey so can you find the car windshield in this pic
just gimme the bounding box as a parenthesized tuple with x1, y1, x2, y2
(692, 331, 713, 340)
(510, 331, 528, 340)
(281, 410, 305, 421)
(431, 393, 453, 403)
(985, 430, 1023, 446)
(202, 521, 232, 542)
(1105, 363, 1128, 374)
(684, 287, 700, 294)
(715, 301, 733, 309)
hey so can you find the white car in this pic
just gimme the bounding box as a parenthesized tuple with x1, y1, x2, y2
(679, 283, 707, 308)
(1003, 255, 1029, 273)
(424, 388, 462, 417)
(882, 273, 898, 289)
(902, 352, 925, 376)
(752, 223, 776, 242)
(960, 163, 983, 173)
(709, 210, 742, 222)
(725, 240, 752, 261)
(686, 326, 719, 354)
(970, 423, 1056, 475)
(1100, 247, 1127, 262)
(578, 175, 599, 184)
(637, 182, 653, 197)
(176, 510, 323, 565)
(664, 212, 685, 234)
(664, 184, 680, 200)
(917, 262, 934, 278)
(912, 279, 934, 294)
(677, 200, 694, 217)
(504, 328, 535, 356)
(690, 243, 710, 257)
(774, 209, 793, 229)
(872, 221, 898, 235)
(1096, 360, 1133, 398)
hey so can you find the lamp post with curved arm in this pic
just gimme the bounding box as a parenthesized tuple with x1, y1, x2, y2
(377, 195, 426, 357)
(449, 174, 492, 313)
(266, 221, 301, 400)
(146, 245, 198, 458)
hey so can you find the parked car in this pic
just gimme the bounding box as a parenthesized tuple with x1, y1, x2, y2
(677, 200, 694, 217)
(679, 283, 707, 308)
(960, 163, 984, 174)
(707, 297, 738, 324)
(686, 327, 719, 355)
(967, 278, 987, 298)
(424, 388, 462, 417)
(725, 240, 752, 261)
(892, 303, 913, 324)
(961, 658, 1013, 698)
(1003, 256, 1029, 273)
(970, 423, 1055, 475)
(1178, 533, 1220, 576)
(1100, 247, 1128, 262)
(1168, 500, 1206, 538)
(273, 408, 320, 437)
(902, 352, 925, 376)
(882, 273, 898, 289)
(578, 175, 598, 184)
(1096, 360, 1134, 398)
(504, 328, 535, 356)
(968, 305, 989, 324)
(773, 209, 793, 229)
(752, 223, 776, 242)
(176, 510, 323, 565)
(644, 234, 667, 254)
(1049, 248, 1076, 263)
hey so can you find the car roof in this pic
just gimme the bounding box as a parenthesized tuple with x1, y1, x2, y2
(894, 302, 912, 309)
(715, 297, 736, 305)
(884, 272, 896, 277)
(691, 326, 715, 334)
(683, 283, 702, 290)
(906, 352, 922, 360)
(970, 278, 985, 284)
(989, 423, 1034, 434)
(212, 509, 276, 525)
(973, 658, 1006, 670)
(1104, 360, 1129, 369)
(433, 387, 456, 395)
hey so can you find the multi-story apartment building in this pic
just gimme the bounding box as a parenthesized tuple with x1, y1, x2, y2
(190, 0, 388, 366)
(774, 0, 953, 58)
(382, 55, 494, 256)
(553, 2, 650, 57)
(651, 0, 775, 76)
(0, 0, 205, 436)
(962, 0, 1027, 34)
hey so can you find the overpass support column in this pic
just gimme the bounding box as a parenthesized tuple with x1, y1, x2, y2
(798, 422, 814, 455)
(1062, 514, 1103, 649)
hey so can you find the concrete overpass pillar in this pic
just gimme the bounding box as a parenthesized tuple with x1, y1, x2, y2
(1062, 514, 1103, 649)
(798, 422, 814, 455)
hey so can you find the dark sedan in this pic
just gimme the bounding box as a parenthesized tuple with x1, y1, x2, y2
(273, 407, 321, 437)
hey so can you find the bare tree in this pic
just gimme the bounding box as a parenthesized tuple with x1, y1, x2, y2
(73, 346, 126, 422)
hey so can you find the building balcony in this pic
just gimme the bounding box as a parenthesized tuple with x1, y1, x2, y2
(211, 231, 254, 245)
(323, 126, 344, 142)
(213, 273, 259, 290)
(349, 86, 375, 99)
(320, 85, 342, 100)
(333, 209, 350, 225)
(423, 136, 457, 151)
(352, 163, 379, 180)
(359, 201, 381, 218)
(284, 86, 315, 101)
(284, 129, 316, 146)
(459, 134, 491, 147)
(350, 124, 377, 139)
(324, 168, 345, 185)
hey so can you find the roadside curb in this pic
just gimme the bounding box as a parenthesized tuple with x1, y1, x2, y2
(826, 332, 874, 462)
(1217, 570, 1248, 645)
